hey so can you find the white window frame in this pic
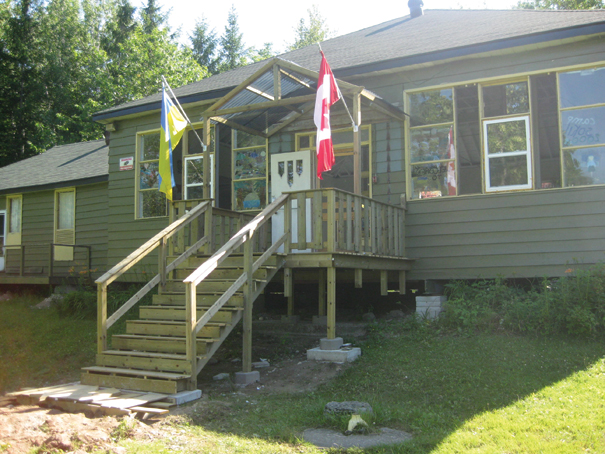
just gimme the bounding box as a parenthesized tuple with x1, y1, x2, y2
(54, 188, 76, 261)
(184, 154, 214, 200)
(483, 116, 532, 192)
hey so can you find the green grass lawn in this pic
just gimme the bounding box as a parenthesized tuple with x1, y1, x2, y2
(1, 294, 604, 453)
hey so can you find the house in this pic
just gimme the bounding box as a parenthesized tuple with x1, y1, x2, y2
(0, 140, 109, 284)
(4, 7, 605, 392)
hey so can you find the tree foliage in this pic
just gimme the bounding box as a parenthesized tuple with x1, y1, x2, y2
(516, 0, 603, 9)
(218, 6, 247, 72)
(288, 5, 331, 51)
(190, 16, 220, 75)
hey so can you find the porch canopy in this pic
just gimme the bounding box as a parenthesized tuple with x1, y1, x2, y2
(197, 57, 406, 198)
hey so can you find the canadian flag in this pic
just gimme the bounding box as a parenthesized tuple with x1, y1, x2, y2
(447, 126, 456, 196)
(314, 51, 340, 179)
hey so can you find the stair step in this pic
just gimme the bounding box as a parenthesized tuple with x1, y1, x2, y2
(187, 254, 281, 268)
(112, 334, 215, 355)
(173, 267, 270, 281)
(96, 351, 199, 374)
(163, 279, 259, 293)
(81, 366, 189, 380)
(81, 367, 189, 394)
(152, 293, 244, 306)
(139, 305, 242, 323)
(126, 320, 224, 338)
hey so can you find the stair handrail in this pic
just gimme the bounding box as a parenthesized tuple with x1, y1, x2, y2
(95, 199, 212, 354)
(182, 193, 290, 388)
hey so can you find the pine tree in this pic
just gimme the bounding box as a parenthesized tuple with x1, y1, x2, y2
(516, 0, 603, 8)
(190, 16, 220, 75)
(140, 0, 167, 34)
(218, 5, 247, 73)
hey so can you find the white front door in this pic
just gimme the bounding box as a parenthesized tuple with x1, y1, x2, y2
(270, 150, 313, 252)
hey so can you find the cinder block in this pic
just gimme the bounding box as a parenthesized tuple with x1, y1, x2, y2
(312, 315, 328, 325)
(167, 389, 202, 405)
(307, 347, 361, 363)
(234, 371, 260, 385)
(416, 295, 445, 319)
(320, 337, 343, 351)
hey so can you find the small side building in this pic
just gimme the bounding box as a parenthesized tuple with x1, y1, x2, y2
(0, 140, 109, 285)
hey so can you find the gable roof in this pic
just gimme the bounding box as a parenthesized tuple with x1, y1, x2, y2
(93, 9, 605, 122)
(0, 140, 109, 195)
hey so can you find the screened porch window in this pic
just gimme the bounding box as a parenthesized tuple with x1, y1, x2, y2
(232, 130, 267, 211)
(137, 131, 167, 218)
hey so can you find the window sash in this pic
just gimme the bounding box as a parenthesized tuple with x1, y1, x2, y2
(483, 116, 532, 192)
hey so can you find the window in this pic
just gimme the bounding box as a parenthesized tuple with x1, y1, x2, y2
(295, 126, 372, 197)
(483, 116, 532, 191)
(6, 194, 22, 246)
(184, 154, 214, 200)
(137, 131, 167, 218)
(408, 89, 456, 198)
(559, 67, 605, 187)
(232, 130, 267, 211)
(54, 188, 75, 261)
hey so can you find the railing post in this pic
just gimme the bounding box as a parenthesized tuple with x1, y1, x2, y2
(185, 281, 197, 390)
(242, 231, 254, 373)
(327, 190, 335, 252)
(97, 282, 107, 353)
(283, 196, 293, 303)
(204, 205, 213, 254)
(159, 237, 167, 289)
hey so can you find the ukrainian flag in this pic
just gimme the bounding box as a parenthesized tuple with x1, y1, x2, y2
(159, 87, 187, 201)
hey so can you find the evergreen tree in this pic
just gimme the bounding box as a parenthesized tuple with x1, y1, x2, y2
(190, 16, 220, 75)
(288, 5, 331, 51)
(140, 0, 167, 34)
(250, 42, 275, 62)
(218, 5, 247, 72)
(516, 0, 603, 8)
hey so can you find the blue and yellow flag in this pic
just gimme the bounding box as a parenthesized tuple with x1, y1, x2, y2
(159, 87, 187, 201)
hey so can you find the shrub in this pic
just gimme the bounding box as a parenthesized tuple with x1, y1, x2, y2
(441, 263, 605, 337)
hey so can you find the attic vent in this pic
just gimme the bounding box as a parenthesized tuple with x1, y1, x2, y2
(408, 0, 423, 18)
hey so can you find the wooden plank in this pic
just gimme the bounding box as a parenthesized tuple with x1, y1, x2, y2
(318, 269, 326, 317)
(297, 192, 306, 250)
(8, 382, 81, 397)
(380, 270, 388, 296)
(355, 269, 363, 288)
(327, 191, 335, 252)
(346, 194, 353, 251)
(98, 393, 166, 410)
(354, 196, 362, 253)
(327, 267, 336, 340)
(313, 191, 323, 249)
(337, 194, 345, 251)
(81, 373, 181, 395)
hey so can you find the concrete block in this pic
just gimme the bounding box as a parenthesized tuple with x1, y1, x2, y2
(416, 295, 445, 319)
(307, 347, 361, 363)
(281, 315, 300, 323)
(167, 389, 202, 406)
(234, 371, 260, 385)
(320, 337, 343, 351)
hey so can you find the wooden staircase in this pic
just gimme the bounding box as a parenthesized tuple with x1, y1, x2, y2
(81, 253, 284, 394)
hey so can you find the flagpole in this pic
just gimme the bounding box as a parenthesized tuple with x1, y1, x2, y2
(317, 45, 358, 132)
(161, 76, 207, 152)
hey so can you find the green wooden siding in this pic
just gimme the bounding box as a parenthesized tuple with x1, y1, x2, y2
(4, 183, 109, 277)
(405, 186, 605, 280)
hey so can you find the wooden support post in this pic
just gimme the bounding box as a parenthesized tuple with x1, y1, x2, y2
(203, 117, 213, 254)
(284, 196, 291, 253)
(273, 64, 281, 101)
(355, 268, 363, 288)
(19, 246, 24, 276)
(242, 232, 254, 373)
(185, 282, 197, 390)
(97, 283, 107, 354)
(327, 267, 336, 339)
(353, 93, 361, 195)
(380, 270, 388, 296)
(399, 270, 406, 295)
(318, 269, 326, 316)
(327, 191, 335, 252)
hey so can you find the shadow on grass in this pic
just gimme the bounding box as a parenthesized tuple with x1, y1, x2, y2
(187, 327, 605, 453)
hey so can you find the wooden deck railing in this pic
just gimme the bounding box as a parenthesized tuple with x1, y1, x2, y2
(182, 194, 289, 388)
(286, 188, 406, 257)
(4, 243, 91, 277)
(95, 200, 212, 354)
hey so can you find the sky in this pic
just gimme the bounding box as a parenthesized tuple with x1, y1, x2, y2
(161, 0, 519, 53)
